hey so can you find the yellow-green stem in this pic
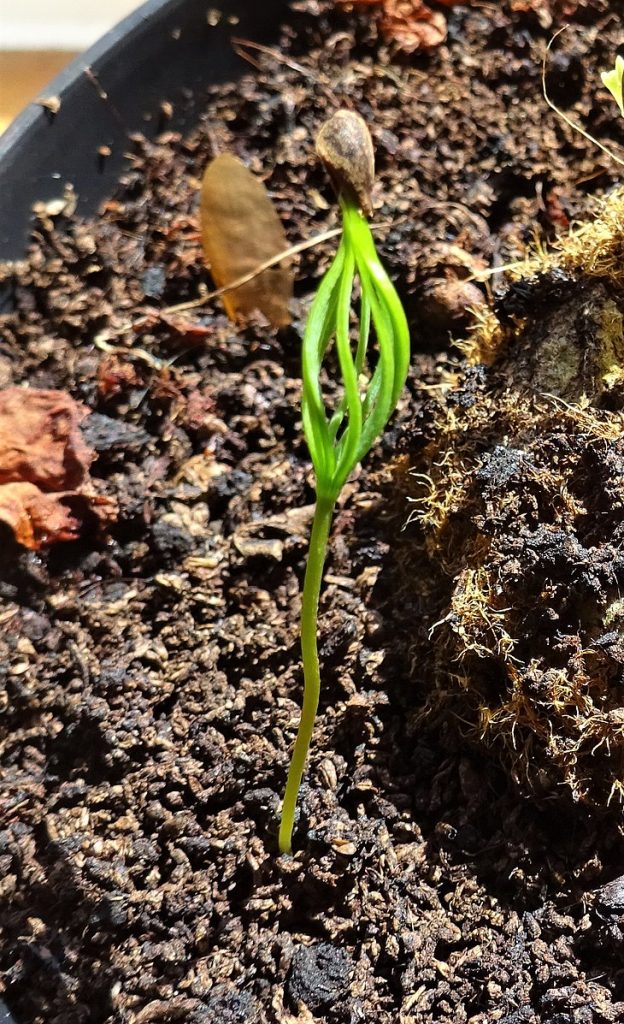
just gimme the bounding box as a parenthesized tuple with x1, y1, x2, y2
(278, 494, 335, 854)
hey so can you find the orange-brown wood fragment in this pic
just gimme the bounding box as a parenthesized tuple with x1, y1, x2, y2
(200, 153, 293, 328)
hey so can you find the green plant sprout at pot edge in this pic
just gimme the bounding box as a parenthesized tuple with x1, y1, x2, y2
(601, 54, 624, 116)
(278, 111, 411, 855)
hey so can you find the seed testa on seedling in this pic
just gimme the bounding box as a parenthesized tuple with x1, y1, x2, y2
(278, 111, 411, 855)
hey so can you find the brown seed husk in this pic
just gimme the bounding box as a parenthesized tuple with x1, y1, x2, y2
(315, 110, 375, 217)
(200, 153, 293, 327)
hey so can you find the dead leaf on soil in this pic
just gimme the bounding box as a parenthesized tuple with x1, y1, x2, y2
(0, 387, 92, 491)
(380, 0, 447, 52)
(200, 153, 293, 328)
(0, 388, 116, 549)
(0, 483, 81, 550)
(509, 0, 579, 26)
(339, 0, 465, 51)
(509, 0, 553, 28)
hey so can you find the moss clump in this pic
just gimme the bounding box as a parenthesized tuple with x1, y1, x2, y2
(403, 188, 624, 811)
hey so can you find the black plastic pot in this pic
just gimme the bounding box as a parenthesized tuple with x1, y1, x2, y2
(0, 2, 288, 1019)
(0, 0, 287, 260)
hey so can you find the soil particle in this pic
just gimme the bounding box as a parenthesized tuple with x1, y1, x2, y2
(140, 266, 167, 301)
(81, 413, 149, 455)
(286, 942, 352, 1013)
(201, 985, 261, 1023)
(596, 876, 624, 916)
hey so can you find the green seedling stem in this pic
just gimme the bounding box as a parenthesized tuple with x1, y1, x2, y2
(278, 113, 410, 854)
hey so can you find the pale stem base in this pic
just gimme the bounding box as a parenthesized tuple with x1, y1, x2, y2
(278, 495, 335, 854)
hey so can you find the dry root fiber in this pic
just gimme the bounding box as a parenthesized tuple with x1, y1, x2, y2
(404, 188, 624, 811)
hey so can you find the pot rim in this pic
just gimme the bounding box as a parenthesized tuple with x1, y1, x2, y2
(0, 0, 177, 158)
(0, 0, 286, 258)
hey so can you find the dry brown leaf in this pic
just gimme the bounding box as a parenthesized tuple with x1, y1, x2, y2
(380, 0, 447, 52)
(509, 0, 579, 25)
(200, 153, 293, 328)
(509, 0, 553, 28)
(0, 387, 117, 549)
(336, 0, 467, 44)
(0, 387, 92, 491)
(0, 482, 80, 550)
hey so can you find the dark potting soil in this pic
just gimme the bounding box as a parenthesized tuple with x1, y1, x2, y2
(2, 1, 624, 1021)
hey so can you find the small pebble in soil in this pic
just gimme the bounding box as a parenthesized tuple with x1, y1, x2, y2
(151, 519, 195, 561)
(141, 264, 167, 299)
(596, 874, 624, 916)
(81, 412, 149, 453)
(201, 985, 260, 1023)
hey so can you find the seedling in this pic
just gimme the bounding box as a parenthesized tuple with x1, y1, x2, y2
(602, 55, 624, 117)
(278, 111, 410, 854)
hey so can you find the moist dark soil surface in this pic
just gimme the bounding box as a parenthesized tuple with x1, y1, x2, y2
(3, 2, 624, 1022)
